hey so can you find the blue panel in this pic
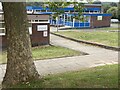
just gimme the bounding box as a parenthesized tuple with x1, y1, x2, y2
(85, 23, 90, 27)
(46, 8, 50, 10)
(73, 22, 90, 28)
(63, 7, 74, 11)
(80, 23, 84, 27)
(65, 13, 112, 17)
(74, 22, 79, 27)
(35, 12, 53, 15)
(26, 6, 33, 10)
(83, 13, 112, 16)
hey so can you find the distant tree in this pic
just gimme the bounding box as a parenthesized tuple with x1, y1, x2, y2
(46, 1, 70, 32)
(26, 2, 44, 7)
(72, 2, 84, 21)
(86, 0, 93, 4)
(107, 7, 118, 19)
(93, 0, 101, 4)
(102, 4, 111, 13)
(110, 2, 117, 7)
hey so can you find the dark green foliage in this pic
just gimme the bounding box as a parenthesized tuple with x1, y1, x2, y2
(107, 7, 118, 19)
(26, 2, 44, 7)
(102, 4, 111, 13)
(93, 0, 101, 4)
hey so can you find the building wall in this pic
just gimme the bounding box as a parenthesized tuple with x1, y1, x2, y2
(90, 16, 111, 28)
(30, 23, 50, 47)
(85, 5, 101, 8)
(27, 14, 49, 20)
(0, 14, 50, 49)
(0, 35, 7, 49)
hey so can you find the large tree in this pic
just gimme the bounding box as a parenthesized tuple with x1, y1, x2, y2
(86, 0, 93, 4)
(2, 2, 40, 88)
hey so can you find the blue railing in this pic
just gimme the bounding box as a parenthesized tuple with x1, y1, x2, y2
(74, 22, 90, 28)
(50, 19, 64, 25)
(50, 19, 90, 28)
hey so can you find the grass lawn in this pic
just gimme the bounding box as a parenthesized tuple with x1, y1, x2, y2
(55, 31, 118, 47)
(13, 64, 118, 88)
(0, 45, 81, 64)
(96, 27, 118, 31)
(32, 45, 81, 60)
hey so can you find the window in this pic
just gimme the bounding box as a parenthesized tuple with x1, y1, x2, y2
(35, 20, 39, 22)
(35, 10, 41, 12)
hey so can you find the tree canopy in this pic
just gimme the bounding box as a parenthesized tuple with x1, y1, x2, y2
(107, 7, 118, 19)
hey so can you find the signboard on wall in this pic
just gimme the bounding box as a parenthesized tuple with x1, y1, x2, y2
(37, 25, 48, 31)
(29, 27, 32, 35)
(43, 31, 48, 37)
(97, 16, 102, 20)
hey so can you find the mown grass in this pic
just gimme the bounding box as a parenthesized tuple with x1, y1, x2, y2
(96, 27, 118, 30)
(55, 31, 118, 47)
(13, 64, 118, 88)
(0, 45, 81, 64)
(32, 45, 81, 60)
(0, 51, 7, 64)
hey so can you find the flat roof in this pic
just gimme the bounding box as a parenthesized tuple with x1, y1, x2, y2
(64, 13, 112, 16)
(84, 4, 102, 6)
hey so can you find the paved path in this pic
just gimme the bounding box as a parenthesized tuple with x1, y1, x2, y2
(0, 33, 118, 85)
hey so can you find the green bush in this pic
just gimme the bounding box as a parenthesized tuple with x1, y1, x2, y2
(107, 7, 118, 19)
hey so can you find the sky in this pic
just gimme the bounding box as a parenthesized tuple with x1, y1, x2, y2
(0, 0, 119, 9)
(91, 0, 118, 2)
(80, 0, 119, 2)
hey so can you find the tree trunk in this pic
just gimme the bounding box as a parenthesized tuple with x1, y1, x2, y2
(2, 2, 40, 88)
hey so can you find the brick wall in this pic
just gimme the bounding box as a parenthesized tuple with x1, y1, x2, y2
(30, 23, 50, 46)
(90, 16, 111, 28)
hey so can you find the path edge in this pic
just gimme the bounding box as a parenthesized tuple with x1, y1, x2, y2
(51, 32, 120, 51)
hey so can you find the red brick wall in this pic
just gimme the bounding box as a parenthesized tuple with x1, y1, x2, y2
(0, 35, 7, 49)
(0, 23, 50, 49)
(90, 16, 111, 28)
(85, 5, 101, 8)
(27, 14, 49, 20)
(30, 23, 50, 46)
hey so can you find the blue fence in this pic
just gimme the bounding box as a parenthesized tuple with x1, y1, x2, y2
(64, 21, 90, 28)
(50, 19, 90, 28)
(50, 19, 64, 25)
(74, 22, 90, 28)
(65, 21, 73, 26)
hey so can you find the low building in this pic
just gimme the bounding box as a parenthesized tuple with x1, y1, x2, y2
(0, 13, 50, 49)
(26, 4, 112, 28)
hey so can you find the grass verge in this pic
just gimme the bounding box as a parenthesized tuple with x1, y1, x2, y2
(55, 31, 118, 47)
(96, 27, 118, 31)
(32, 45, 82, 60)
(0, 45, 82, 64)
(13, 64, 118, 88)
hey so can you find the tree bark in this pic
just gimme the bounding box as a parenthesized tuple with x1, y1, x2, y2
(2, 2, 40, 88)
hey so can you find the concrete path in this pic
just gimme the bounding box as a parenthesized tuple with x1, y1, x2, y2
(0, 33, 118, 85)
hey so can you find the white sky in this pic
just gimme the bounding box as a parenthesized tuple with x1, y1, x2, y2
(84, 0, 119, 2)
(92, 0, 118, 2)
(0, 0, 119, 9)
